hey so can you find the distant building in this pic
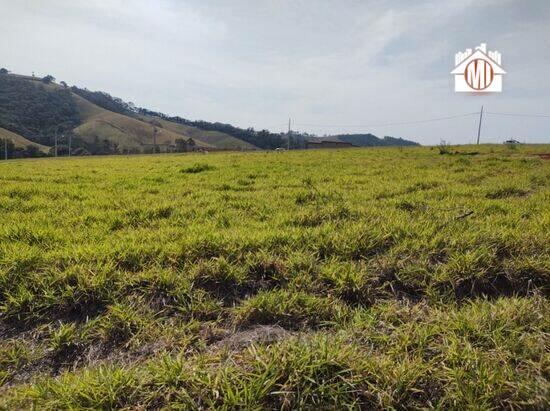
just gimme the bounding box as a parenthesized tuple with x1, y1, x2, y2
(504, 139, 521, 144)
(306, 140, 354, 149)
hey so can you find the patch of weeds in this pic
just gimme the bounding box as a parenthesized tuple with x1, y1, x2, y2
(233, 289, 348, 329)
(7, 188, 37, 201)
(111, 206, 173, 230)
(295, 177, 340, 205)
(191, 257, 247, 302)
(405, 181, 440, 193)
(292, 204, 354, 227)
(88, 300, 150, 346)
(49, 322, 81, 356)
(181, 163, 215, 174)
(456, 157, 472, 166)
(486, 186, 529, 199)
(530, 174, 548, 187)
(438, 140, 451, 155)
(320, 260, 373, 305)
(0, 340, 31, 386)
(236, 178, 253, 187)
(245, 251, 288, 286)
(395, 200, 427, 213)
(483, 204, 508, 216)
(131, 269, 222, 319)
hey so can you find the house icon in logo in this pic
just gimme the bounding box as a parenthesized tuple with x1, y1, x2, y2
(451, 43, 505, 92)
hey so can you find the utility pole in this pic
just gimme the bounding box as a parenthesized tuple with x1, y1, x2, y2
(68, 134, 72, 157)
(4, 138, 7, 160)
(153, 127, 158, 153)
(54, 126, 58, 157)
(287, 118, 291, 150)
(476, 105, 484, 145)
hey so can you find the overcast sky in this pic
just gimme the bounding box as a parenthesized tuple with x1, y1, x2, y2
(1, 0, 549, 144)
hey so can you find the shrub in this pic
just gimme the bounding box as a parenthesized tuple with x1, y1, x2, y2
(181, 163, 215, 174)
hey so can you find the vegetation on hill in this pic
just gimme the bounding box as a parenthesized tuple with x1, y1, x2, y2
(0, 145, 548, 408)
(331, 133, 419, 147)
(0, 74, 80, 147)
(70, 93, 216, 155)
(0, 128, 50, 158)
(70, 86, 137, 116)
(69, 86, 284, 149)
(0, 74, 252, 156)
(70, 85, 420, 150)
(137, 107, 287, 150)
(140, 115, 259, 151)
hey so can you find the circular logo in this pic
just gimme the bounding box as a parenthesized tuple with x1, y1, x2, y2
(464, 58, 494, 90)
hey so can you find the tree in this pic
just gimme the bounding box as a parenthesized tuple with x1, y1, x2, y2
(0, 68, 8, 74)
(175, 138, 187, 152)
(60, 81, 68, 88)
(42, 75, 55, 84)
(438, 139, 451, 155)
(24, 144, 40, 157)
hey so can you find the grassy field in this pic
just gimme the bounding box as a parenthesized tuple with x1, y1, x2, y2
(0, 145, 549, 409)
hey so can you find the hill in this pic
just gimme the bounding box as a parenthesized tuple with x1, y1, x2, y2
(0, 73, 255, 155)
(0, 72, 420, 157)
(0, 145, 549, 408)
(71, 93, 218, 153)
(320, 133, 419, 147)
(0, 127, 50, 153)
(136, 114, 257, 151)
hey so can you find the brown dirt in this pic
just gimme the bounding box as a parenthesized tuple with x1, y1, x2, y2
(211, 325, 291, 351)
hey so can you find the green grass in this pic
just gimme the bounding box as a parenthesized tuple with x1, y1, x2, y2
(0, 145, 549, 408)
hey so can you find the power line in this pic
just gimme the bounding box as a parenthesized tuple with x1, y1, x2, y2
(263, 109, 550, 135)
(292, 112, 479, 128)
(485, 111, 550, 118)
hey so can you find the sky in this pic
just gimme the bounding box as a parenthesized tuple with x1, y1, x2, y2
(1, 0, 549, 145)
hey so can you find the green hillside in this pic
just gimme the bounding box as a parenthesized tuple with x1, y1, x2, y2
(71, 94, 217, 152)
(138, 115, 258, 150)
(0, 73, 255, 155)
(0, 127, 50, 153)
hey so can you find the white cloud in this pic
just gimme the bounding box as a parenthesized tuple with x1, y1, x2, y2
(1, 0, 549, 144)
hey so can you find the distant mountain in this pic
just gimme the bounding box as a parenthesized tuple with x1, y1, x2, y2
(327, 134, 419, 147)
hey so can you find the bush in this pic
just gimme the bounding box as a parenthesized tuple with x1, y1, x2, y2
(181, 163, 216, 174)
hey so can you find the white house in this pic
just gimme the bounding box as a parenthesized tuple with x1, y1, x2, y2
(451, 43, 505, 92)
